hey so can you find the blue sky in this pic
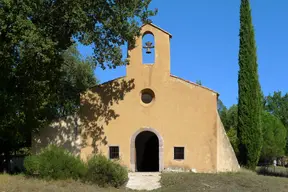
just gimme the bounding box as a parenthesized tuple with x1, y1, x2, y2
(78, 0, 288, 108)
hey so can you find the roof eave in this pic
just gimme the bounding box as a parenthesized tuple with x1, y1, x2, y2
(141, 23, 172, 38)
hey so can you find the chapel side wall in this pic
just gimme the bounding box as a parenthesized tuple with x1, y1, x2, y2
(31, 115, 82, 156)
(216, 111, 240, 172)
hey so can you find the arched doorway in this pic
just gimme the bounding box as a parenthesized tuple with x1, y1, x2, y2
(130, 128, 164, 172)
(135, 131, 159, 172)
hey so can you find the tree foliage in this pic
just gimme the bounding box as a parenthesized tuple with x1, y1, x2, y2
(55, 44, 98, 117)
(227, 126, 239, 156)
(264, 91, 288, 154)
(260, 111, 286, 162)
(0, 42, 97, 154)
(226, 105, 238, 131)
(237, 0, 263, 169)
(0, 0, 156, 154)
(217, 98, 229, 131)
(196, 80, 202, 85)
(218, 103, 239, 155)
(219, 99, 287, 165)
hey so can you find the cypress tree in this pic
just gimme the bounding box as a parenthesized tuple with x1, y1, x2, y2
(237, 0, 263, 170)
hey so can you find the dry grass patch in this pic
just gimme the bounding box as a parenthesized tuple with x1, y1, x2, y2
(0, 174, 123, 192)
(159, 170, 288, 192)
(1, 169, 288, 192)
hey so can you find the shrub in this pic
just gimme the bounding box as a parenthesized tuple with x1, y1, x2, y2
(24, 145, 87, 180)
(257, 166, 288, 178)
(24, 155, 40, 176)
(84, 154, 128, 188)
(24, 146, 128, 188)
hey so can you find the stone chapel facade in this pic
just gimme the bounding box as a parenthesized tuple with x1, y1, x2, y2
(32, 23, 239, 173)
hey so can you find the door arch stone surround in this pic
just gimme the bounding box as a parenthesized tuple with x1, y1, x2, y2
(130, 127, 164, 172)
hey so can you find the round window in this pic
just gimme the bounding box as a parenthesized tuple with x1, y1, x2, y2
(141, 89, 155, 104)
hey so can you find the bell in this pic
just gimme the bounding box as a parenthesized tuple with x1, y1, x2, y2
(143, 41, 154, 54)
(146, 48, 152, 54)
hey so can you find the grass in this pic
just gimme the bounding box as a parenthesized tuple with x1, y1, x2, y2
(0, 174, 116, 192)
(256, 166, 288, 178)
(1, 169, 288, 192)
(257, 165, 288, 173)
(159, 169, 288, 192)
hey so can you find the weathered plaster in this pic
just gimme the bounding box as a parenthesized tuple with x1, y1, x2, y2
(216, 111, 240, 172)
(32, 115, 82, 156)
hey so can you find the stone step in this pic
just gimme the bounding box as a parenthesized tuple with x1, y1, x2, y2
(126, 172, 161, 191)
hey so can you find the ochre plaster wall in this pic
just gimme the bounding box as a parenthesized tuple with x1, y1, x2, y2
(79, 24, 222, 173)
(32, 23, 239, 173)
(80, 75, 218, 173)
(31, 115, 81, 156)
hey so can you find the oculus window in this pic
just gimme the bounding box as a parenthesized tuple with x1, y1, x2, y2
(141, 89, 155, 104)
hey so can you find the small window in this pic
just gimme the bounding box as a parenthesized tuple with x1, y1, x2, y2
(174, 147, 184, 160)
(141, 92, 153, 104)
(141, 89, 155, 104)
(109, 146, 119, 159)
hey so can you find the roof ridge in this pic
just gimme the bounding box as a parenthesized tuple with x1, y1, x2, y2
(89, 75, 219, 96)
(141, 23, 172, 38)
(88, 76, 125, 89)
(170, 74, 219, 96)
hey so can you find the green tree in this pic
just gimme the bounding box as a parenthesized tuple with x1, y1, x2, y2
(219, 101, 287, 163)
(217, 98, 229, 131)
(227, 126, 239, 157)
(0, 43, 98, 155)
(260, 111, 286, 162)
(219, 103, 239, 156)
(0, 0, 156, 155)
(56, 43, 99, 117)
(237, 0, 263, 169)
(196, 80, 202, 85)
(226, 105, 238, 131)
(264, 91, 288, 154)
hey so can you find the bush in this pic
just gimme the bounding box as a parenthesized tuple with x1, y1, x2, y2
(23, 155, 40, 176)
(257, 166, 288, 178)
(24, 145, 87, 180)
(84, 154, 128, 188)
(24, 146, 128, 188)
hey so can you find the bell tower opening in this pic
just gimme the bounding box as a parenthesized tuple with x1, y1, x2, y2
(126, 23, 172, 77)
(142, 32, 155, 64)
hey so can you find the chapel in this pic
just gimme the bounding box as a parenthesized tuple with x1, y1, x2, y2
(32, 23, 239, 173)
